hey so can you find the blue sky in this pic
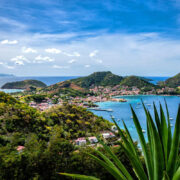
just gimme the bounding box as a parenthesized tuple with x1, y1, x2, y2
(0, 0, 180, 76)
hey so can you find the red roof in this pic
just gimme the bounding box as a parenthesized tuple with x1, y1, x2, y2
(17, 146, 25, 151)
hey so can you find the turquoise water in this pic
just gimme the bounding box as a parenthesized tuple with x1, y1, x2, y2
(90, 95, 180, 141)
(0, 89, 24, 93)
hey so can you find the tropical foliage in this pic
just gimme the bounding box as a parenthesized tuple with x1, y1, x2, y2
(0, 92, 134, 180)
(61, 102, 180, 180)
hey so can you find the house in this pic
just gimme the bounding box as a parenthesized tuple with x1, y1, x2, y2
(102, 132, 116, 139)
(88, 137, 98, 144)
(16, 146, 25, 152)
(75, 137, 87, 146)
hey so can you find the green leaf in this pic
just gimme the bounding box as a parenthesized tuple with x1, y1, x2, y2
(172, 167, 180, 180)
(131, 105, 153, 180)
(160, 103, 168, 166)
(120, 142, 148, 180)
(59, 173, 100, 180)
(167, 105, 180, 178)
(164, 99, 172, 159)
(97, 136, 133, 180)
(147, 110, 164, 180)
(93, 150, 126, 179)
(87, 153, 125, 180)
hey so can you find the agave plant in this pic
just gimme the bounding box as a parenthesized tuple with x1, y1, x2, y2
(60, 102, 180, 180)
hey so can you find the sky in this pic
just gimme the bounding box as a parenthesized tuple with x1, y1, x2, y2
(0, 0, 180, 76)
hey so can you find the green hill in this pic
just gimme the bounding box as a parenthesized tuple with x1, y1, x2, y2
(1, 80, 47, 89)
(40, 72, 155, 95)
(120, 76, 155, 88)
(41, 80, 88, 97)
(164, 73, 180, 88)
(71, 71, 123, 88)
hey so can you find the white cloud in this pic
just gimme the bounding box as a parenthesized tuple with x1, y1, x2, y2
(0, 62, 15, 69)
(1, 39, 18, 45)
(68, 59, 76, 63)
(34, 55, 54, 63)
(22, 47, 37, 53)
(63, 51, 80, 57)
(45, 48, 61, 54)
(11, 55, 29, 65)
(89, 50, 98, 57)
(52, 65, 69, 69)
(85, 64, 90, 68)
(0, 31, 180, 76)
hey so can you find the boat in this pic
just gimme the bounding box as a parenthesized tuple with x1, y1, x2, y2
(88, 108, 113, 112)
(147, 104, 151, 106)
(142, 129, 146, 133)
(131, 116, 133, 119)
(137, 102, 141, 105)
(170, 124, 173, 127)
(119, 98, 127, 102)
(106, 109, 113, 112)
(169, 117, 173, 120)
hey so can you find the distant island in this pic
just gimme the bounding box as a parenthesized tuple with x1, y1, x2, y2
(0, 73, 14, 77)
(6, 71, 179, 111)
(1, 79, 47, 90)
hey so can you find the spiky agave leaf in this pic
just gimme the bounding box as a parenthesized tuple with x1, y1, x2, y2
(59, 173, 100, 180)
(131, 105, 153, 180)
(167, 105, 180, 179)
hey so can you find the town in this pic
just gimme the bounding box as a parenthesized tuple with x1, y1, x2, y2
(28, 85, 178, 111)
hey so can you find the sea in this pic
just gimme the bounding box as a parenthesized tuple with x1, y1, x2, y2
(0, 76, 179, 142)
(91, 95, 180, 141)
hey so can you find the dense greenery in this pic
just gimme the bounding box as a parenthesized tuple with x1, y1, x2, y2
(0, 92, 138, 180)
(44, 104, 113, 139)
(71, 71, 123, 88)
(120, 76, 155, 89)
(2, 79, 47, 89)
(22, 94, 47, 103)
(62, 102, 180, 180)
(163, 73, 180, 88)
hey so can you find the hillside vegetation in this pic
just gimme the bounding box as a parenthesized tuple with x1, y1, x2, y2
(1, 92, 128, 180)
(37, 71, 155, 96)
(71, 71, 123, 88)
(164, 72, 180, 88)
(120, 76, 155, 88)
(1, 80, 47, 89)
(0, 92, 111, 140)
(41, 80, 89, 97)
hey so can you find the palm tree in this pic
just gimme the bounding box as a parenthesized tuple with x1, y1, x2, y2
(60, 102, 180, 180)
